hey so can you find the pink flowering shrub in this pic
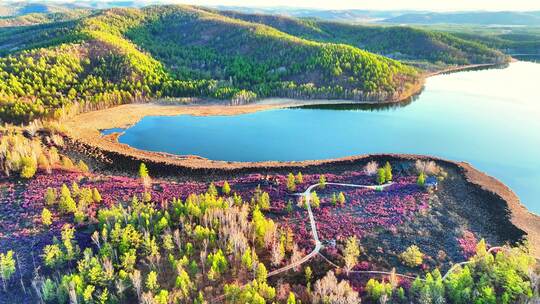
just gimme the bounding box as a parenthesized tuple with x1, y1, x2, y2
(2, 167, 484, 283)
(282, 176, 430, 250)
(457, 230, 478, 259)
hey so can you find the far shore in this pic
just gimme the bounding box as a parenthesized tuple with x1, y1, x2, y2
(426, 62, 506, 77)
(64, 61, 505, 135)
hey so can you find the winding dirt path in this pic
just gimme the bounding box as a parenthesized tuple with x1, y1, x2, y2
(267, 182, 394, 277)
(277, 181, 506, 282)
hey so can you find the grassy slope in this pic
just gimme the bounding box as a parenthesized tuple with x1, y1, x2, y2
(219, 10, 509, 65)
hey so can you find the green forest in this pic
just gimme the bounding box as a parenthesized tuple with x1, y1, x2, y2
(0, 5, 511, 123)
(220, 10, 509, 65)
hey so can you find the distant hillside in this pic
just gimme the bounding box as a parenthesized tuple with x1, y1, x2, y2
(213, 6, 411, 22)
(221, 10, 508, 65)
(0, 1, 152, 17)
(0, 5, 420, 123)
(0, 10, 92, 27)
(0, 2, 83, 16)
(453, 32, 540, 55)
(382, 11, 540, 26)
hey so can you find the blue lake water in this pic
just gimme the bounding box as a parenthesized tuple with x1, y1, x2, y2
(105, 61, 540, 213)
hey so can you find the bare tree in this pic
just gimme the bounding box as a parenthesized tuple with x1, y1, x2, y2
(290, 244, 303, 272)
(364, 161, 379, 176)
(415, 160, 440, 175)
(173, 229, 182, 252)
(130, 270, 142, 301)
(91, 231, 100, 250)
(271, 237, 284, 267)
(68, 281, 78, 304)
(312, 271, 360, 304)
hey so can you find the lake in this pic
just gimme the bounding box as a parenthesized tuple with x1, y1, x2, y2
(105, 61, 540, 214)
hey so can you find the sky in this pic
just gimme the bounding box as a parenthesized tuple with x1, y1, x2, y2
(22, 0, 540, 12)
(158, 0, 540, 11)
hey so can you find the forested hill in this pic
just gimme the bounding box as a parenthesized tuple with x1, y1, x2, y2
(0, 5, 424, 123)
(0, 5, 507, 123)
(219, 10, 509, 66)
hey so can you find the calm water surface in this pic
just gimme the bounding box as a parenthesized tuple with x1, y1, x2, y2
(107, 62, 540, 213)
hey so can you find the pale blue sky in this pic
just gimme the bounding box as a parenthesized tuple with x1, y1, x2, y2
(172, 0, 540, 11)
(34, 0, 540, 11)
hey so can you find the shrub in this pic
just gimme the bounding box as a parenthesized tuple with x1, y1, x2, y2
(41, 278, 57, 302)
(457, 231, 478, 259)
(20, 156, 37, 178)
(287, 173, 296, 192)
(285, 200, 293, 213)
(311, 191, 320, 208)
(92, 188, 102, 203)
(222, 181, 231, 195)
(207, 249, 228, 281)
(295, 172, 303, 184)
(343, 236, 360, 275)
(377, 168, 386, 185)
(146, 270, 159, 292)
(259, 192, 270, 210)
(417, 172, 426, 186)
(304, 266, 312, 286)
(59, 185, 77, 214)
(44, 187, 57, 205)
(43, 244, 63, 269)
(365, 278, 393, 301)
(61, 156, 73, 169)
(400, 245, 424, 267)
(338, 192, 346, 205)
(77, 160, 89, 173)
(154, 289, 169, 304)
(139, 163, 151, 188)
(384, 162, 393, 182)
(207, 182, 218, 197)
(255, 262, 267, 283)
(319, 175, 327, 188)
(410, 270, 445, 303)
(139, 162, 149, 179)
(0, 250, 16, 291)
(42, 208, 52, 227)
(287, 292, 297, 304)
